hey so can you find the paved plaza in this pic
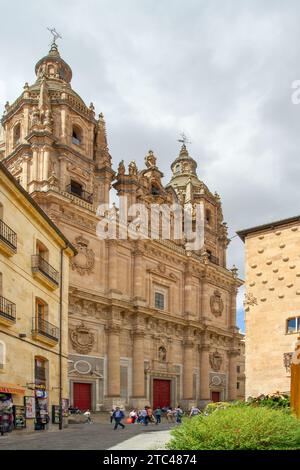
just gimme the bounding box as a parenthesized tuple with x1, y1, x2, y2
(0, 420, 174, 450)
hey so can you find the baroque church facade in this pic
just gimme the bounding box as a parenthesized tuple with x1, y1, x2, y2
(0, 42, 244, 410)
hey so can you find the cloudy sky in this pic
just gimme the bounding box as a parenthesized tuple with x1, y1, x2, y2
(2, 0, 300, 331)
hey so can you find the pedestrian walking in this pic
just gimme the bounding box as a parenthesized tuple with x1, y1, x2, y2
(110, 408, 115, 423)
(140, 407, 148, 426)
(174, 405, 183, 424)
(189, 406, 201, 418)
(83, 409, 92, 424)
(154, 406, 162, 425)
(112, 407, 125, 430)
(166, 407, 174, 423)
(129, 409, 138, 423)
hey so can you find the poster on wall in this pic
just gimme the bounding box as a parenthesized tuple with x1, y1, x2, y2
(62, 398, 69, 417)
(24, 396, 35, 419)
(13, 405, 26, 429)
(52, 405, 60, 424)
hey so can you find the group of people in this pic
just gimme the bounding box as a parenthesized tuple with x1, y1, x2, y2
(110, 404, 202, 429)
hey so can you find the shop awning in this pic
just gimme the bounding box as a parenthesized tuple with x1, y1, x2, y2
(0, 383, 25, 395)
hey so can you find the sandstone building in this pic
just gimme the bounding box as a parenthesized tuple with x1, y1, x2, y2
(0, 161, 75, 432)
(238, 216, 300, 398)
(0, 40, 244, 411)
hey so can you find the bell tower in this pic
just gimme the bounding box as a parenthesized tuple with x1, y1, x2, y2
(0, 40, 114, 210)
(166, 143, 229, 267)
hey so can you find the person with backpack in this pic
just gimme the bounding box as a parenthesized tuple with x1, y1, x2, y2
(112, 407, 125, 430)
(174, 405, 183, 424)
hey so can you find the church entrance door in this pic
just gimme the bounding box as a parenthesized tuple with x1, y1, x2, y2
(153, 379, 171, 409)
(211, 391, 221, 402)
(73, 383, 92, 411)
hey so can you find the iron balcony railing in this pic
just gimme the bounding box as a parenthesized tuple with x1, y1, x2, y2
(31, 255, 59, 285)
(65, 184, 93, 204)
(33, 316, 59, 342)
(0, 219, 17, 251)
(0, 295, 16, 322)
(208, 254, 219, 266)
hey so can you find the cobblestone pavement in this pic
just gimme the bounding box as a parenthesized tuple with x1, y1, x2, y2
(0, 421, 175, 450)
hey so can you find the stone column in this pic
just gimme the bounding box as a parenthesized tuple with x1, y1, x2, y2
(184, 261, 194, 320)
(43, 145, 50, 181)
(107, 325, 121, 398)
(107, 240, 122, 294)
(228, 351, 238, 401)
(200, 344, 211, 407)
(183, 339, 194, 402)
(133, 243, 145, 302)
(229, 288, 238, 330)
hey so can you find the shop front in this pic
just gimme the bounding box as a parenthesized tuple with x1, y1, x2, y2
(0, 383, 26, 434)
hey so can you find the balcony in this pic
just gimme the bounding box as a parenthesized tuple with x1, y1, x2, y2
(32, 317, 59, 346)
(0, 296, 16, 326)
(0, 219, 17, 256)
(65, 184, 93, 204)
(31, 255, 59, 290)
(208, 254, 219, 266)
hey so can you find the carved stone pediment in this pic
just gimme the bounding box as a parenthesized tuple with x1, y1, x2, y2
(210, 290, 224, 317)
(71, 235, 95, 275)
(147, 263, 178, 282)
(70, 322, 95, 354)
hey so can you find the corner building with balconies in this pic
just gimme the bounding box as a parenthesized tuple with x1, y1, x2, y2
(0, 162, 75, 432)
(0, 40, 245, 412)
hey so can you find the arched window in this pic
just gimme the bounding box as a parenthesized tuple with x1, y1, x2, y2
(0, 340, 6, 369)
(175, 163, 181, 174)
(72, 125, 82, 145)
(206, 209, 212, 225)
(13, 123, 21, 147)
(151, 185, 160, 196)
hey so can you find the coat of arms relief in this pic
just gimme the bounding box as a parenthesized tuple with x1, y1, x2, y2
(210, 289, 224, 317)
(71, 235, 95, 275)
(70, 322, 95, 354)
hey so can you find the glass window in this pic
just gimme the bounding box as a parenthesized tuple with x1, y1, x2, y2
(237, 365, 240, 374)
(287, 317, 297, 334)
(237, 382, 240, 390)
(155, 292, 164, 310)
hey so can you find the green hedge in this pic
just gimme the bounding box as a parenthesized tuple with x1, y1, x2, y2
(167, 405, 300, 450)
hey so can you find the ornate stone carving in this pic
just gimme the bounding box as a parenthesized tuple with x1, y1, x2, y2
(128, 160, 138, 176)
(158, 346, 167, 362)
(145, 150, 157, 168)
(71, 235, 95, 275)
(70, 322, 95, 354)
(210, 290, 224, 317)
(209, 351, 223, 371)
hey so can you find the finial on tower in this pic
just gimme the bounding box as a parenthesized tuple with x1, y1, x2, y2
(47, 27, 62, 47)
(178, 132, 191, 148)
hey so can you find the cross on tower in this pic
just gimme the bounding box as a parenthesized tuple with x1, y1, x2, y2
(47, 27, 62, 46)
(178, 132, 191, 147)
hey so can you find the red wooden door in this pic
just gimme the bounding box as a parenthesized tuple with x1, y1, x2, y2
(153, 379, 171, 409)
(211, 391, 220, 403)
(73, 383, 91, 411)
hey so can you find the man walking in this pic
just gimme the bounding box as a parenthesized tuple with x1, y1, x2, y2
(154, 406, 162, 425)
(112, 407, 125, 430)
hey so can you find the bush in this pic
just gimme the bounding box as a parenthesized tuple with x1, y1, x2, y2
(246, 392, 290, 409)
(167, 405, 300, 450)
(204, 401, 233, 415)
